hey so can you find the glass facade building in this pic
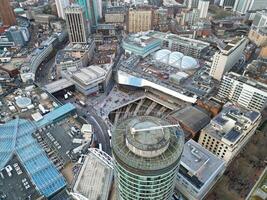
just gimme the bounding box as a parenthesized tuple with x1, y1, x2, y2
(112, 116, 184, 200)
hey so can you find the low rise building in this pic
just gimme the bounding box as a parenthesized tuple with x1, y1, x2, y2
(218, 72, 267, 111)
(122, 33, 161, 58)
(63, 64, 112, 95)
(72, 148, 113, 200)
(177, 139, 225, 200)
(150, 31, 210, 58)
(56, 40, 95, 77)
(5, 26, 30, 47)
(198, 103, 261, 164)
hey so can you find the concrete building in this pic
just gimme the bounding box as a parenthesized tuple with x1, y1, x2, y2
(65, 5, 89, 44)
(198, 0, 209, 18)
(234, 0, 267, 14)
(105, 7, 125, 25)
(5, 26, 30, 46)
(198, 102, 261, 164)
(185, 0, 200, 8)
(150, 31, 210, 58)
(219, 0, 236, 8)
(167, 106, 211, 139)
(64, 64, 112, 95)
(153, 8, 169, 31)
(112, 116, 184, 200)
(56, 40, 95, 75)
(0, 0, 16, 26)
(177, 139, 225, 200)
(55, 0, 70, 19)
(209, 37, 247, 80)
(127, 8, 153, 33)
(72, 148, 113, 200)
(248, 10, 267, 47)
(122, 33, 161, 58)
(218, 72, 267, 111)
(176, 9, 200, 27)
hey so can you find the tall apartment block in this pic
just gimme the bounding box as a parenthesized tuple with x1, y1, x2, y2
(65, 5, 90, 44)
(127, 8, 153, 33)
(198, 102, 261, 164)
(0, 0, 16, 26)
(218, 72, 267, 111)
(248, 10, 267, 47)
(55, 0, 70, 19)
(209, 37, 247, 80)
(112, 116, 184, 200)
(198, 0, 209, 18)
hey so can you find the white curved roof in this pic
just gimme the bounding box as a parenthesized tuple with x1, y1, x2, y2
(154, 49, 171, 64)
(154, 50, 198, 70)
(181, 56, 198, 70)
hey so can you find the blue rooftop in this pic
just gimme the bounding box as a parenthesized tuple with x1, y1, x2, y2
(0, 116, 69, 197)
(36, 102, 75, 127)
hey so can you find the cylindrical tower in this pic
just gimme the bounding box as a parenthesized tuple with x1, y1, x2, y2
(112, 116, 184, 200)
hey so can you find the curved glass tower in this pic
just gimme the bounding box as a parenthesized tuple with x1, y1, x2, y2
(112, 116, 184, 200)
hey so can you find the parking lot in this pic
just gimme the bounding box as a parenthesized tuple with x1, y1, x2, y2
(0, 156, 41, 200)
(33, 117, 85, 171)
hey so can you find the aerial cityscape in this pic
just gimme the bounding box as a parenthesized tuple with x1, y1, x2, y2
(0, 0, 266, 199)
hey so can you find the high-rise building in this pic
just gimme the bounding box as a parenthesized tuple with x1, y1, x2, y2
(217, 72, 267, 111)
(76, 0, 102, 27)
(219, 0, 236, 8)
(5, 26, 30, 46)
(185, 0, 200, 8)
(112, 116, 184, 200)
(248, 10, 267, 47)
(209, 37, 247, 80)
(65, 5, 90, 44)
(233, 0, 267, 14)
(127, 8, 153, 33)
(55, 0, 70, 19)
(198, 0, 209, 18)
(0, 0, 16, 26)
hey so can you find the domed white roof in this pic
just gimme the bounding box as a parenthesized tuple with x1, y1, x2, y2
(169, 52, 183, 65)
(154, 50, 199, 70)
(154, 49, 171, 64)
(181, 56, 198, 70)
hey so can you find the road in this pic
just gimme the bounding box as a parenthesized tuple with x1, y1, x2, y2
(35, 55, 56, 85)
(59, 97, 112, 155)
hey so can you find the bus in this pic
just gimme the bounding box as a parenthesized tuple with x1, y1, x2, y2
(98, 143, 102, 151)
(107, 130, 112, 139)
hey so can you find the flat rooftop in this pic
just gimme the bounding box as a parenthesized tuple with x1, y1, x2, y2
(179, 139, 225, 189)
(226, 72, 267, 92)
(118, 53, 214, 102)
(73, 150, 113, 200)
(44, 78, 74, 94)
(123, 33, 161, 48)
(168, 106, 211, 134)
(202, 103, 261, 145)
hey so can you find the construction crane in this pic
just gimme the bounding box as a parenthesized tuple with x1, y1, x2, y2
(131, 124, 180, 134)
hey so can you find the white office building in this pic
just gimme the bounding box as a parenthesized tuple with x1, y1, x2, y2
(209, 37, 247, 80)
(176, 139, 225, 200)
(218, 72, 267, 111)
(198, 0, 209, 18)
(55, 0, 70, 19)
